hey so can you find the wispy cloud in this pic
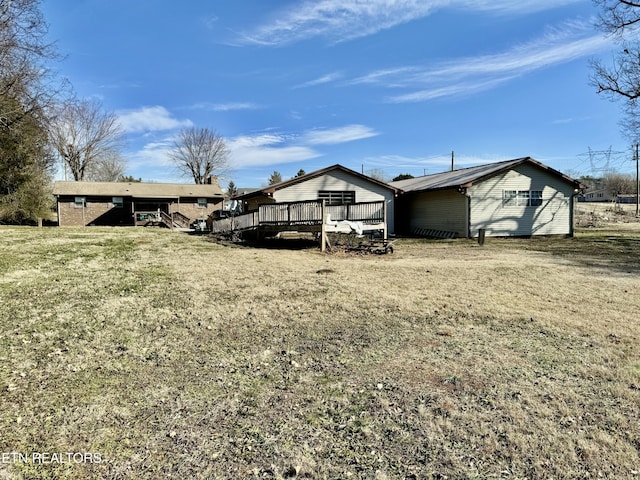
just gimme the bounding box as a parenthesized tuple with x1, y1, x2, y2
(227, 133, 321, 168)
(226, 124, 378, 168)
(189, 102, 261, 112)
(293, 72, 344, 89)
(237, 0, 582, 46)
(552, 115, 592, 125)
(364, 152, 510, 172)
(302, 124, 379, 145)
(349, 21, 612, 103)
(202, 14, 219, 30)
(117, 106, 193, 133)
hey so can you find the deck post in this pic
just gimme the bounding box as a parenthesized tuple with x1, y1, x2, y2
(321, 200, 327, 252)
(383, 200, 388, 240)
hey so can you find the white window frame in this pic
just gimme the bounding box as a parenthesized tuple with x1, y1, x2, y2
(74, 196, 86, 208)
(112, 196, 123, 208)
(503, 190, 543, 207)
(197, 198, 208, 208)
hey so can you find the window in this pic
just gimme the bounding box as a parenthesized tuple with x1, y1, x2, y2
(530, 190, 543, 207)
(197, 198, 207, 208)
(503, 190, 517, 207)
(503, 190, 543, 207)
(112, 196, 123, 208)
(74, 196, 86, 208)
(318, 190, 356, 206)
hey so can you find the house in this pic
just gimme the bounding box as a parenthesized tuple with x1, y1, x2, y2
(390, 157, 582, 238)
(234, 164, 399, 234)
(578, 178, 615, 202)
(53, 181, 224, 227)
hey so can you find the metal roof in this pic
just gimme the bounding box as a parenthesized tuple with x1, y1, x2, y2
(53, 181, 224, 198)
(389, 157, 581, 192)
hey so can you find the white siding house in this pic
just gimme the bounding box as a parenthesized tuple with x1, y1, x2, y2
(236, 165, 398, 234)
(391, 157, 582, 238)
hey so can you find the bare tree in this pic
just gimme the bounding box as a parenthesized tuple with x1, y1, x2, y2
(170, 127, 229, 184)
(604, 172, 636, 195)
(84, 152, 127, 182)
(365, 168, 390, 183)
(1, 0, 60, 127)
(49, 98, 123, 181)
(591, 1, 640, 139)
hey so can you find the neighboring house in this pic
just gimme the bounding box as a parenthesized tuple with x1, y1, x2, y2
(578, 178, 614, 202)
(234, 164, 399, 234)
(390, 157, 582, 238)
(53, 181, 224, 227)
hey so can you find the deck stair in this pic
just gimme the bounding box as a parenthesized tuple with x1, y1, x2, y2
(159, 211, 191, 229)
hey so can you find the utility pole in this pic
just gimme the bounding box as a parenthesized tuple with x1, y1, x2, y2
(636, 143, 639, 217)
(451, 150, 454, 171)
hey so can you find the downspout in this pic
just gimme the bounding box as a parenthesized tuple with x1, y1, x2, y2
(458, 186, 471, 239)
(570, 186, 583, 237)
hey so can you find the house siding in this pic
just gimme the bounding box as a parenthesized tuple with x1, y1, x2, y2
(468, 164, 574, 237)
(273, 170, 395, 234)
(405, 189, 467, 236)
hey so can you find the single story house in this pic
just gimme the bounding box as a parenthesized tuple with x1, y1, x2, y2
(234, 164, 399, 234)
(53, 181, 224, 227)
(390, 157, 583, 238)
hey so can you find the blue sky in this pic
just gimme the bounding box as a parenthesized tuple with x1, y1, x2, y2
(42, 0, 634, 187)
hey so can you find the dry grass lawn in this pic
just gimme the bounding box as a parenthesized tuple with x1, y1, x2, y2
(0, 224, 639, 479)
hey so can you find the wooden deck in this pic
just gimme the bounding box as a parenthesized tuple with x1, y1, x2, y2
(210, 200, 388, 248)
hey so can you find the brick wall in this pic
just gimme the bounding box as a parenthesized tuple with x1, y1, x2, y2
(56, 196, 222, 227)
(57, 199, 116, 226)
(170, 198, 223, 222)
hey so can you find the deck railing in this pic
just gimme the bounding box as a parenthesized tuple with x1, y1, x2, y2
(259, 201, 323, 225)
(325, 201, 384, 222)
(209, 200, 385, 233)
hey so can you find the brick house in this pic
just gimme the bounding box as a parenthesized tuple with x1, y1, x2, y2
(53, 181, 224, 227)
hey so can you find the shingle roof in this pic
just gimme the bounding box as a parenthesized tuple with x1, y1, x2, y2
(235, 164, 399, 200)
(53, 181, 224, 198)
(389, 157, 581, 192)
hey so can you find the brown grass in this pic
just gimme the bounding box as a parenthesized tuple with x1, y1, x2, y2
(0, 225, 639, 479)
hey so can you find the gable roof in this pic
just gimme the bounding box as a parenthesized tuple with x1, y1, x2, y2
(53, 181, 224, 199)
(235, 164, 399, 200)
(389, 157, 582, 193)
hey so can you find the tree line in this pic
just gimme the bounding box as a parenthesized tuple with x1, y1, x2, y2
(0, 0, 229, 224)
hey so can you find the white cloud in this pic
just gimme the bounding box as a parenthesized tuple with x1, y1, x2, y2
(225, 124, 378, 168)
(364, 153, 511, 172)
(388, 76, 517, 103)
(117, 106, 193, 133)
(239, 0, 439, 45)
(302, 124, 379, 145)
(293, 72, 344, 89)
(190, 102, 261, 112)
(202, 15, 219, 30)
(227, 133, 321, 168)
(353, 21, 612, 103)
(238, 0, 582, 46)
